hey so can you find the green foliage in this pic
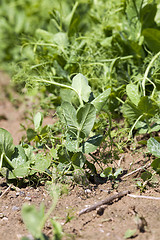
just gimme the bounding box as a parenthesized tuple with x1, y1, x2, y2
(21, 188, 62, 240)
(0, 126, 52, 180)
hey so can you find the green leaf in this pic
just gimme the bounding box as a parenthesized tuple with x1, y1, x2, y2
(142, 28, 160, 53)
(77, 103, 96, 137)
(151, 158, 160, 175)
(27, 128, 37, 142)
(65, 134, 78, 152)
(71, 152, 85, 168)
(124, 229, 137, 239)
(0, 128, 14, 159)
(22, 203, 45, 239)
(114, 168, 123, 178)
(34, 112, 43, 131)
(72, 74, 91, 102)
(82, 135, 103, 154)
(0, 128, 15, 170)
(147, 137, 160, 158)
(92, 88, 111, 113)
(138, 96, 158, 118)
(61, 102, 78, 132)
(126, 84, 140, 106)
(100, 167, 112, 178)
(121, 101, 141, 124)
(50, 219, 63, 240)
(29, 153, 52, 175)
(141, 171, 152, 181)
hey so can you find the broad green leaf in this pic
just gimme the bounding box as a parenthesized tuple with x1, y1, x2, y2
(72, 74, 91, 102)
(147, 137, 160, 158)
(36, 29, 68, 48)
(92, 88, 111, 113)
(0, 128, 14, 159)
(126, 84, 140, 106)
(151, 158, 160, 175)
(36, 29, 55, 42)
(0, 128, 15, 170)
(11, 145, 27, 168)
(8, 161, 30, 179)
(65, 134, 78, 152)
(53, 32, 69, 48)
(142, 28, 160, 53)
(77, 103, 96, 137)
(22, 203, 45, 239)
(27, 128, 37, 142)
(34, 112, 43, 131)
(121, 101, 141, 124)
(141, 171, 152, 181)
(140, 3, 157, 29)
(138, 96, 159, 118)
(124, 229, 137, 239)
(8, 145, 30, 178)
(82, 135, 103, 154)
(71, 152, 85, 168)
(61, 102, 78, 132)
(29, 153, 52, 175)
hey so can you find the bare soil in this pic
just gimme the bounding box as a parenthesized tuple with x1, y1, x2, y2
(0, 72, 160, 240)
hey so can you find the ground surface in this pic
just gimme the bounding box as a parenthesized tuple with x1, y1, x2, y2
(0, 72, 160, 240)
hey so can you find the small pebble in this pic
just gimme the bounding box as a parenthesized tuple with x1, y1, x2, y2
(12, 206, 20, 211)
(25, 197, 31, 201)
(2, 217, 8, 221)
(85, 189, 91, 194)
(0, 213, 4, 218)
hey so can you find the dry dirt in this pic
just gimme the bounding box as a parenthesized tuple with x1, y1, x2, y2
(0, 72, 160, 240)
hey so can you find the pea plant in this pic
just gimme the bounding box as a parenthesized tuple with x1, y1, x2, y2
(40, 73, 111, 179)
(0, 73, 111, 182)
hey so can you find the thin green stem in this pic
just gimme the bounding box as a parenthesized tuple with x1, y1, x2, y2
(36, 78, 84, 106)
(129, 114, 143, 139)
(142, 51, 160, 96)
(0, 152, 4, 170)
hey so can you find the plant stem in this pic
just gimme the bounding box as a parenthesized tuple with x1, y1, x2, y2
(36, 78, 84, 106)
(142, 51, 160, 96)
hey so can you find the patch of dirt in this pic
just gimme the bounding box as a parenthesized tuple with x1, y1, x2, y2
(1, 72, 160, 240)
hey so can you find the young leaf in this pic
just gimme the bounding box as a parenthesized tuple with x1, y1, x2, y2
(100, 167, 112, 178)
(141, 171, 152, 181)
(71, 152, 86, 168)
(34, 112, 43, 131)
(27, 128, 37, 142)
(22, 203, 45, 239)
(138, 96, 158, 118)
(142, 28, 160, 53)
(29, 153, 52, 175)
(0, 128, 14, 159)
(121, 100, 141, 124)
(147, 137, 160, 158)
(92, 88, 111, 113)
(72, 74, 91, 102)
(77, 103, 96, 137)
(151, 158, 160, 175)
(0, 128, 15, 170)
(61, 102, 78, 132)
(50, 219, 63, 240)
(124, 229, 137, 239)
(126, 83, 140, 106)
(82, 135, 103, 154)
